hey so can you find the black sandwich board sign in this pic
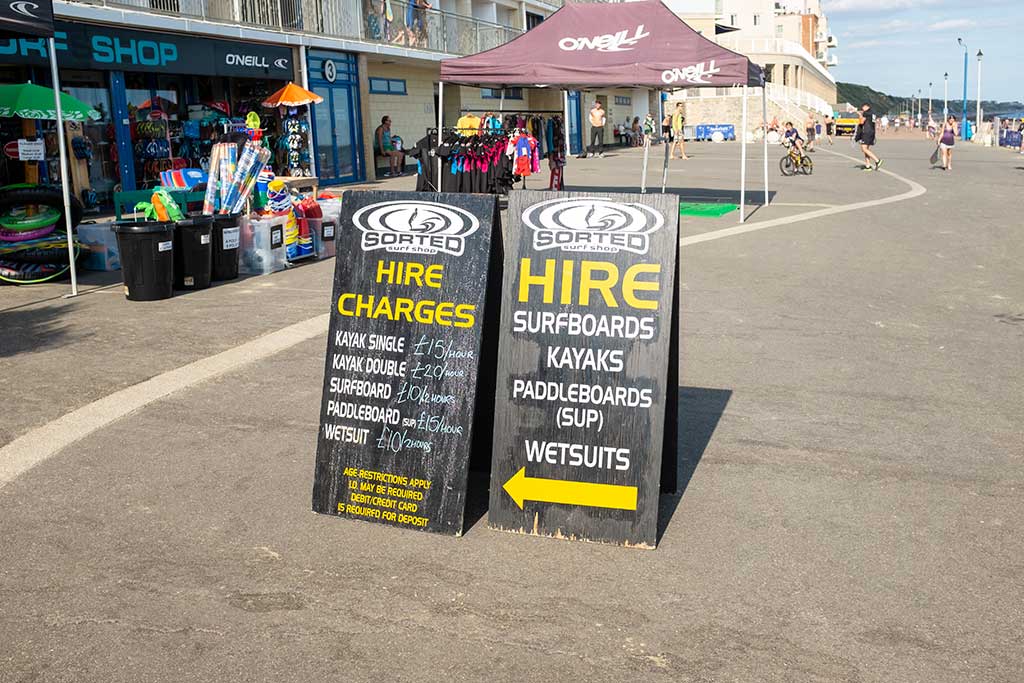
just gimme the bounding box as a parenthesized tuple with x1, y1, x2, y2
(312, 190, 500, 536)
(489, 190, 679, 548)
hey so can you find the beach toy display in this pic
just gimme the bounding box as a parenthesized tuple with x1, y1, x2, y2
(0, 185, 84, 285)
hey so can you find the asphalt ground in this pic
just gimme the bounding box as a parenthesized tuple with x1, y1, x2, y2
(1, 136, 1022, 681)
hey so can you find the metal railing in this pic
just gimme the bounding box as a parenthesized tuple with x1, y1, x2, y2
(72, 0, 525, 56)
(674, 83, 832, 116)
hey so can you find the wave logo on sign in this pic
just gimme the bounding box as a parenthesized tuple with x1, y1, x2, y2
(661, 60, 722, 85)
(354, 201, 480, 256)
(10, 1, 40, 19)
(523, 198, 663, 255)
(558, 25, 649, 52)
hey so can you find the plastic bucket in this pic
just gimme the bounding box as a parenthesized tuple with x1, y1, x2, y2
(211, 213, 241, 281)
(112, 221, 175, 301)
(174, 215, 213, 290)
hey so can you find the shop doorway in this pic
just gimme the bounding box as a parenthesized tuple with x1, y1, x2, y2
(567, 91, 582, 155)
(308, 50, 364, 186)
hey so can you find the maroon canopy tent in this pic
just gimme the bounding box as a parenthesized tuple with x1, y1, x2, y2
(438, 0, 769, 220)
(440, 0, 762, 89)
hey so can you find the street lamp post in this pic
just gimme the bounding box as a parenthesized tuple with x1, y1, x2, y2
(917, 89, 922, 127)
(976, 50, 984, 138)
(943, 72, 948, 119)
(958, 38, 969, 138)
(928, 82, 933, 123)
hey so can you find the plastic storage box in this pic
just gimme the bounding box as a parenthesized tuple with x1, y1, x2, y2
(239, 215, 287, 276)
(77, 223, 121, 271)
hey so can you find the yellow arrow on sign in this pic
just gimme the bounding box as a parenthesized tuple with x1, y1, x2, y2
(502, 467, 638, 511)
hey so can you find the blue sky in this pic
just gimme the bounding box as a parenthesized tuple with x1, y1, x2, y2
(824, 0, 1022, 102)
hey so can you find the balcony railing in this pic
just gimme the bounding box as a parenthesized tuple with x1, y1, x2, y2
(718, 36, 837, 85)
(72, 0, 525, 56)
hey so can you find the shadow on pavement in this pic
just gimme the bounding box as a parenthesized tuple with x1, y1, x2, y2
(657, 386, 732, 543)
(0, 302, 85, 358)
(566, 184, 777, 206)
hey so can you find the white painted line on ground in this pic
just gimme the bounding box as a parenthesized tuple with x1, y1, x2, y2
(0, 314, 330, 490)
(680, 148, 927, 247)
(0, 151, 928, 489)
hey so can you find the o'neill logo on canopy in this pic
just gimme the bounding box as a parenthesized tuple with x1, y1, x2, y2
(523, 198, 663, 255)
(661, 60, 723, 85)
(558, 25, 650, 52)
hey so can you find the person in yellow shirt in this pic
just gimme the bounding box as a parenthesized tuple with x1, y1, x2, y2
(671, 102, 689, 160)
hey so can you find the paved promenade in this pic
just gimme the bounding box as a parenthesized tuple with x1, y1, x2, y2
(2, 136, 1021, 681)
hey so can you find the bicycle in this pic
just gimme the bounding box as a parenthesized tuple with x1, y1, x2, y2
(780, 139, 813, 176)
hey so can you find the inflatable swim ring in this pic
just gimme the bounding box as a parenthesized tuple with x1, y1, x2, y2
(0, 249, 80, 284)
(0, 233, 77, 264)
(0, 222, 57, 242)
(0, 184, 83, 231)
(0, 206, 61, 232)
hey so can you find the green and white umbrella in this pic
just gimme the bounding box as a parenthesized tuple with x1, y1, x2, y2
(0, 82, 101, 121)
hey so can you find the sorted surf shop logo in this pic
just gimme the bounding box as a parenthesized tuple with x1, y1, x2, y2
(558, 25, 650, 52)
(353, 201, 480, 256)
(661, 60, 722, 85)
(523, 198, 663, 255)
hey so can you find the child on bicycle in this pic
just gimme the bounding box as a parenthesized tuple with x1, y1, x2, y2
(783, 122, 805, 154)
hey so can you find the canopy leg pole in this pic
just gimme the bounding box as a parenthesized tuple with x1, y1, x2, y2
(300, 47, 316, 179)
(50, 37, 78, 298)
(641, 134, 650, 193)
(660, 92, 669, 194)
(499, 87, 505, 113)
(436, 81, 444, 192)
(563, 90, 570, 186)
(740, 85, 748, 223)
(762, 86, 768, 207)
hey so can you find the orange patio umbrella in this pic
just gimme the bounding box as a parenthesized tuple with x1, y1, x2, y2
(262, 82, 324, 108)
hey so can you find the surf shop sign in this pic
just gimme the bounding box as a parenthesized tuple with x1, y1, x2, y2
(489, 190, 679, 548)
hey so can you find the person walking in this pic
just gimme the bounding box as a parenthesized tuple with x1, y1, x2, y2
(805, 113, 817, 152)
(856, 103, 883, 171)
(584, 101, 607, 158)
(671, 102, 689, 160)
(824, 113, 834, 145)
(938, 115, 957, 171)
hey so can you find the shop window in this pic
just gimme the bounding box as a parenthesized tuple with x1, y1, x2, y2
(369, 78, 407, 95)
(614, 96, 631, 106)
(481, 87, 523, 100)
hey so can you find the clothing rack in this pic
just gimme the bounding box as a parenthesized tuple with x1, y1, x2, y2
(458, 108, 565, 115)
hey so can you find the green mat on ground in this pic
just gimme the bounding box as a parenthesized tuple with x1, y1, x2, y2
(679, 202, 738, 217)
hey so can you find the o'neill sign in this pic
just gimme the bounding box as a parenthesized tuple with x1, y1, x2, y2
(661, 60, 723, 85)
(558, 25, 650, 52)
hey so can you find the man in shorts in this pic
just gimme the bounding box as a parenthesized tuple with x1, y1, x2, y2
(824, 113, 835, 145)
(805, 113, 817, 152)
(856, 103, 883, 171)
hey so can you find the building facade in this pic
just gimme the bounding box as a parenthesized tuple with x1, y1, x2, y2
(3, 0, 642, 198)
